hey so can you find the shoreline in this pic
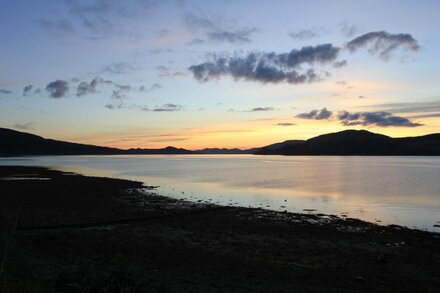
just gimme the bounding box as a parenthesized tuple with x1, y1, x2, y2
(1, 166, 439, 292)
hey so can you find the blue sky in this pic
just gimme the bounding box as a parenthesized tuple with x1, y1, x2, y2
(1, 0, 439, 149)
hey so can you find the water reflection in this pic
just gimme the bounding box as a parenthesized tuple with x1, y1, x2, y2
(1, 155, 439, 231)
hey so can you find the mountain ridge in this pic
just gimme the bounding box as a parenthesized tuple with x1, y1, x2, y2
(1, 127, 440, 156)
(0, 128, 197, 156)
(256, 129, 440, 155)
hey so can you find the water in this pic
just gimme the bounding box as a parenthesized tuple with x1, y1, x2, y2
(1, 155, 439, 231)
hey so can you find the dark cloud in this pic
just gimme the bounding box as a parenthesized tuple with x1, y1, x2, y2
(189, 44, 341, 84)
(296, 108, 333, 120)
(346, 31, 420, 60)
(46, 80, 69, 98)
(0, 89, 12, 94)
(13, 122, 34, 130)
(76, 77, 101, 97)
(151, 103, 183, 112)
(184, 13, 258, 44)
(297, 107, 422, 127)
(37, 19, 75, 35)
(248, 107, 275, 112)
(23, 85, 34, 96)
(337, 110, 423, 127)
(275, 123, 295, 126)
(23, 85, 42, 97)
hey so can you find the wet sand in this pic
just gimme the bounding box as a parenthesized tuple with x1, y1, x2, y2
(0, 166, 439, 292)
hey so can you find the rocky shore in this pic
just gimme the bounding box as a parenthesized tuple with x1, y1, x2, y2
(0, 166, 439, 292)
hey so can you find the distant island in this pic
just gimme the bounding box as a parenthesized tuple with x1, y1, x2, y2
(1, 127, 440, 156)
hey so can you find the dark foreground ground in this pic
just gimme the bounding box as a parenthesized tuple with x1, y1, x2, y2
(0, 166, 439, 292)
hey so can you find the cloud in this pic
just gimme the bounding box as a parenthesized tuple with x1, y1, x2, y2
(110, 84, 131, 99)
(275, 123, 295, 126)
(46, 80, 69, 98)
(362, 99, 440, 114)
(339, 22, 359, 38)
(76, 77, 101, 96)
(184, 13, 258, 44)
(296, 107, 422, 127)
(139, 83, 162, 92)
(189, 44, 341, 84)
(157, 65, 187, 77)
(337, 110, 422, 127)
(248, 107, 275, 112)
(58, 0, 160, 38)
(151, 103, 183, 112)
(0, 89, 12, 94)
(296, 108, 333, 120)
(409, 113, 440, 119)
(289, 27, 328, 40)
(346, 31, 420, 60)
(102, 62, 140, 74)
(105, 101, 125, 110)
(332, 60, 347, 68)
(289, 29, 319, 40)
(105, 102, 184, 112)
(37, 19, 75, 35)
(154, 29, 171, 38)
(13, 122, 34, 130)
(23, 85, 34, 96)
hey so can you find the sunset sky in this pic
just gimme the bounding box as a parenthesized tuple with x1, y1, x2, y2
(1, 0, 439, 149)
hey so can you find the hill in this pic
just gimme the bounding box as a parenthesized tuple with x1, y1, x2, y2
(0, 128, 197, 156)
(197, 148, 259, 154)
(256, 130, 440, 155)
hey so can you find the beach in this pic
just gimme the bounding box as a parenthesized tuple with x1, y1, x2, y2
(0, 166, 439, 292)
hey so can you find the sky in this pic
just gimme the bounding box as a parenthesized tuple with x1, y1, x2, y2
(1, 0, 440, 149)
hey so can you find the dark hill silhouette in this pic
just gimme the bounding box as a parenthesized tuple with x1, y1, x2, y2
(197, 148, 258, 154)
(260, 140, 305, 152)
(0, 128, 197, 156)
(256, 130, 440, 155)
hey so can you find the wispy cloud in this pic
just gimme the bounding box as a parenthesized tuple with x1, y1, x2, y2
(102, 62, 141, 74)
(0, 89, 13, 95)
(184, 13, 258, 44)
(289, 27, 328, 40)
(346, 31, 420, 60)
(14, 122, 35, 130)
(37, 19, 75, 35)
(275, 123, 295, 126)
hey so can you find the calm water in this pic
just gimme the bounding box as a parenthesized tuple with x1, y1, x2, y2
(1, 155, 439, 231)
